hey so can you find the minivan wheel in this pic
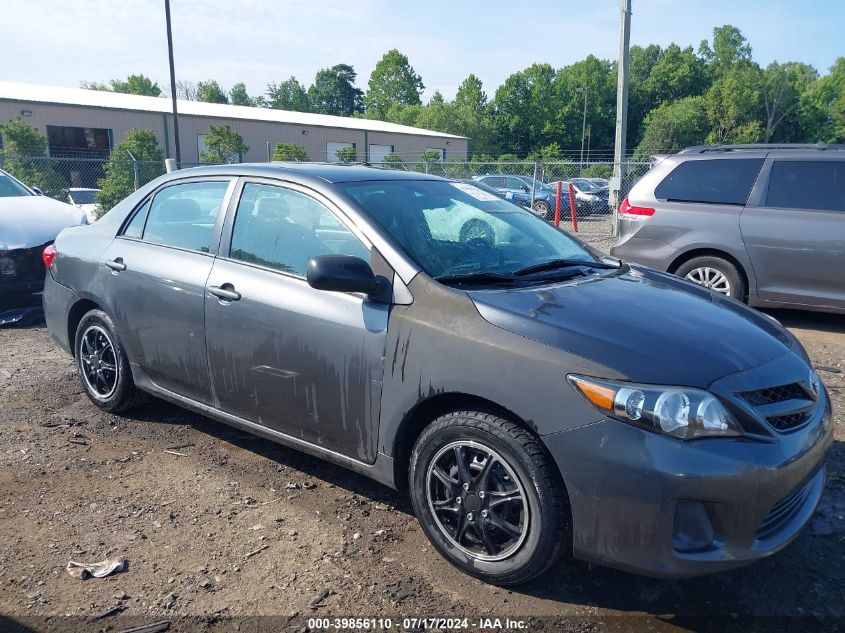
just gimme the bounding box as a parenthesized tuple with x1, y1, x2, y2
(74, 309, 144, 413)
(409, 410, 570, 585)
(675, 256, 746, 301)
(532, 200, 552, 220)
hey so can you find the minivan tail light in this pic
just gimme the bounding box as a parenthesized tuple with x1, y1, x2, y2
(42, 244, 56, 268)
(619, 197, 655, 217)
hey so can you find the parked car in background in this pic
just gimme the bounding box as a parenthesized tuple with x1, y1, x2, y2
(68, 187, 100, 223)
(548, 178, 610, 216)
(0, 168, 86, 324)
(462, 178, 532, 208)
(44, 163, 831, 585)
(584, 177, 609, 190)
(611, 144, 845, 313)
(472, 174, 556, 220)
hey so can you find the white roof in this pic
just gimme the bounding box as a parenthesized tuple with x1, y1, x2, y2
(0, 81, 466, 140)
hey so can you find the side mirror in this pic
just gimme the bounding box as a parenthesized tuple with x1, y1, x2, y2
(32, 186, 45, 196)
(306, 255, 391, 302)
(521, 185, 530, 192)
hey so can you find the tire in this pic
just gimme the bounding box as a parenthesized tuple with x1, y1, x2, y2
(675, 256, 746, 302)
(532, 200, 552, 220)
(409, 410, 570, 586)
(74, 309, 145, 413)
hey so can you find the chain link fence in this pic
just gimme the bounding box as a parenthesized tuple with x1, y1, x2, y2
(0, 153, 652, 249)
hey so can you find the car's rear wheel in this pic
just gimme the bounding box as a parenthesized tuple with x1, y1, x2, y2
(409, 410, 570, 585)
(74, 309, 144, 413)
(675, 256, 746, 302)
(532, 200, 552, 220)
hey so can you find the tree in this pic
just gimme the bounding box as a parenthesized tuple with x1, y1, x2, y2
(196, 80, 229, 104)
(646, 44, 708, 105)
(453, 74, 496, 156)
(176, 80, 197, 100)
(700, 25, 753, 78)
(229, 82, 254, 106)
(551, 56, 617, 151)
(705, 62, 763, 143)
(380, 152, 405, 168)
(635, 96, 709, 158)
(335, 146, 357, 163)
(95, 129, 164, 217)
(308, 64, 364, 116)
(83, 74, 163, 96)
(761, 62, 819, 141)
(491, 63, 557, 156)
(266, 77, 310, 112)
(271, 143, 309, 161)
(364, 49, 424, 119)
(200, 125, 248, 164)
(0, 118, 65, 198)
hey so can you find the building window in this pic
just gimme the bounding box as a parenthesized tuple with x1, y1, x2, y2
(327, 142, 356, 163)
(426, 147, 445, 162)
(46, 125, 112, 158)
(368, 144, 393, 163)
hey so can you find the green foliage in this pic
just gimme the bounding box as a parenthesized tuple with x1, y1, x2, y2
(83, 74, 162, 96)
(705, 62, 763, 143)
(308, 64, 364, 116)
(95, 129, 164, 217)
(271, 143, 309, 161)
(380, 152, 405, 169)
(200, 125, 248, 164)
(335, 146, 357, 163)
(580, 163, 613, 179)
(196, 80, 229, 104)
(635, 96, 709, 158)
(229, 82, 254, 106)
(266, 77, 310, 112)
(364, 49, 424, 119)
(0, 118, 65, 198)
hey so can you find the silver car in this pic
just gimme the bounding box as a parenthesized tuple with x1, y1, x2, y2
(611, 144, 845, 314)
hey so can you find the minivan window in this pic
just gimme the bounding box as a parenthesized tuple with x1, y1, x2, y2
(229, 183, 369, 277)
(766, 161, 845, 212)
(655, 158, 764, 205)
(143, 181, 229, 252)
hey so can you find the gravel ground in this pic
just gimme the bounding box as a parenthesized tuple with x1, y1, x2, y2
(0, 310, 842, 633)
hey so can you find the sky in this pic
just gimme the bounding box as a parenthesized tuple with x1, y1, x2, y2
(3, 0, 843, 102)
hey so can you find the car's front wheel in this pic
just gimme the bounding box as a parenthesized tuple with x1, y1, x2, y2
(532, 200, 552, 220)
(409, 410, 570, 585)
(675, 256, 746, 302)
(74, 309, 144, 413)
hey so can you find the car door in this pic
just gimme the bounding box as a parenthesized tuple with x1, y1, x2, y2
(204, 179, 389, 462)
(741, 159, 845, 309)
(98, 178, 234, 404)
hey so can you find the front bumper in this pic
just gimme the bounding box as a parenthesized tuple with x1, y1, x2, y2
(546, 376, 832, 578)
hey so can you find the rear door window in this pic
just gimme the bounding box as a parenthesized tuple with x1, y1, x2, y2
(766, 161, 845, 212)
(143, 181, 230, 252)
(655, 158, 763, 205)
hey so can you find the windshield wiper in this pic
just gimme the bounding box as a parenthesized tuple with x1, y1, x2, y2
(513, 258, 619, 277)
(434, 271, 519, 286)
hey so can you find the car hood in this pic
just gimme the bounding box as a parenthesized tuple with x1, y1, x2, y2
(468, 265, 793, 388)
(0, 196, 86, 250)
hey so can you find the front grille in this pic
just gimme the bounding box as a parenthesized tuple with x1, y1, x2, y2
(767, 413, 809, 430)
(739, 383, 807, 407)
(756, 479, 814, 540)
(738, 382, 814, 432)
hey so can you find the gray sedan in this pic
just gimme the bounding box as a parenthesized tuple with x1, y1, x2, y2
(43, 164, 831, 584)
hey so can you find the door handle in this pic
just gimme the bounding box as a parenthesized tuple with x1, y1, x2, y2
(208, 284, 241, 302)
(104, 258, 126, 272)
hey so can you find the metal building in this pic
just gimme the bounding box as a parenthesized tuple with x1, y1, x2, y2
(0, 81, 467, 164)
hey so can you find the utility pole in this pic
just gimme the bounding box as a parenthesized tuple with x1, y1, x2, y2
(165, 0, 181, 167)
(611, 0, 632, 236)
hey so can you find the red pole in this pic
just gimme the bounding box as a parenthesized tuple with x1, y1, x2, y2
(554, 181, 561, 227)
(568, 182, 579, 232)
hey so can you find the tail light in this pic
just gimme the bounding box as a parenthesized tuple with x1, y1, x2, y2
(42, 244, 56, 268)
(619, 197, 655, 217)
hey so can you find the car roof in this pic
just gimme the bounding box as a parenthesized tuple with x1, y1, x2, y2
(68, 187, 99, 192)
(171, 162, 447, 185)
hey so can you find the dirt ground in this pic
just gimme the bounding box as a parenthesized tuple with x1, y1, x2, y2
(0, 309, 842, 633)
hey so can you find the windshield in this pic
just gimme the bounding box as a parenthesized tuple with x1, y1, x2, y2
(341, 180, 595, 279)
(0, 171, 34, 197)
(69, 190, 97, 204)
(515, 176, 549, 191)
(571, 179, 599, 192)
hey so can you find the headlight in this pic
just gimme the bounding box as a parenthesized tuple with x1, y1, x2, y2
(568, 375, 743, 439)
